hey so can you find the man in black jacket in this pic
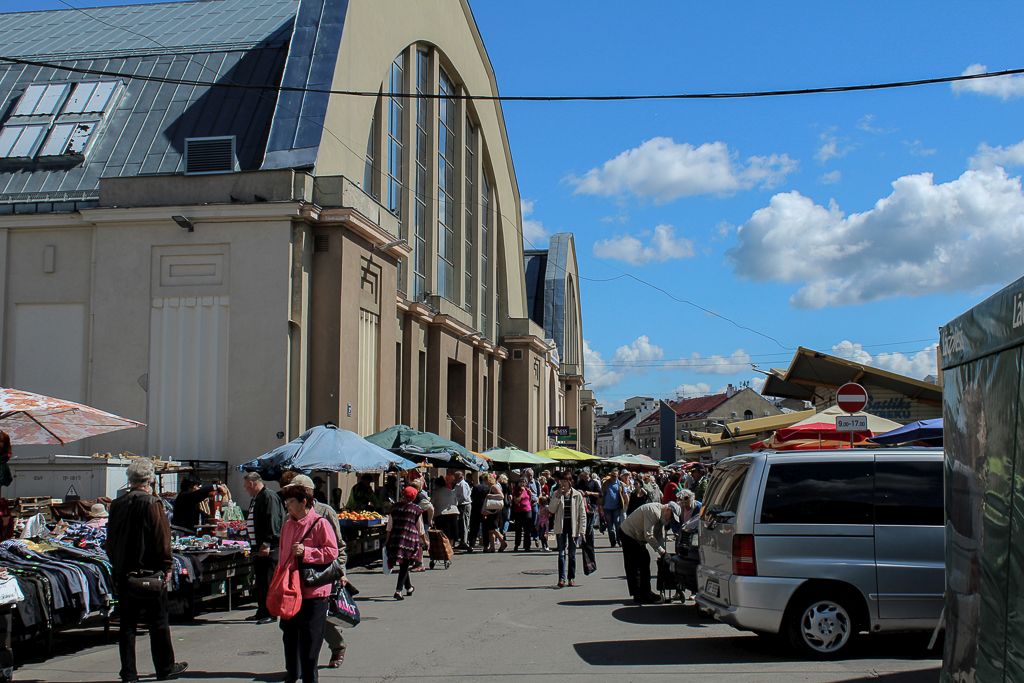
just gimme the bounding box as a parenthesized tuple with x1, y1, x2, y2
(107, 459, 187, 682)
(242, 472, 284, 624)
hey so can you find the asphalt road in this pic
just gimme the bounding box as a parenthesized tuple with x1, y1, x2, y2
(16, 542, 941, 682)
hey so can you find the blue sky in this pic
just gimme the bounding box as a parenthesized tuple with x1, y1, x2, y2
(8, 0, 1024, 410)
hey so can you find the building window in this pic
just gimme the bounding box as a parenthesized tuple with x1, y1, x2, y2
(480, 175, 492, 336)
(744, 409, 754, 420)
(412, 50, 430, 300)
(436, 69, 457, 301)
(464, 121, 477, 313)
(386, 54, 405, 216)
(1, 81, 118, 160)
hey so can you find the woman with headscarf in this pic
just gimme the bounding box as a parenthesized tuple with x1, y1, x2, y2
(385, 486, 428, 600)
(277, 484, 339, 683)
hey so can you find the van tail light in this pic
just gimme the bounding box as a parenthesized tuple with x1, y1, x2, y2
(733, 534, 757, 576)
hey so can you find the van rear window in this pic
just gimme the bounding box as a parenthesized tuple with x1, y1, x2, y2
(703, 463, 749, 516)
(761, 461, 873, 525)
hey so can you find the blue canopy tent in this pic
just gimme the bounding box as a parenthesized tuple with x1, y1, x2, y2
(869, 418, 943, 445)
(238, 424, 418, 480)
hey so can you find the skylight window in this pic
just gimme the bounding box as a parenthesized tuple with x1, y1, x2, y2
(0, 80, 119, 161)
(13, 83, 70, 117)
(0, 125, 46, 158)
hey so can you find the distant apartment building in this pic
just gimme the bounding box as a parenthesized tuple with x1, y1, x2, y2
(594, 396, 656, 458)
(635, 386, 781, 461)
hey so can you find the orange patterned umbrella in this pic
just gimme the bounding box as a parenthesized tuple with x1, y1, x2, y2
(0, 387, 144, 445)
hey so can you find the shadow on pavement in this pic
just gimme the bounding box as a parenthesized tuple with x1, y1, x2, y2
(557, 598, 633, 607)
(465, 585, 556, 591)
(575, 632, 941, 666)
(834, 669, 939, 683)
(611, 604, 714, 626)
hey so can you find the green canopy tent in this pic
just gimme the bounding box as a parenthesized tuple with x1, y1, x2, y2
(481, 447, 557, 467)
(365, 424, 486, 471)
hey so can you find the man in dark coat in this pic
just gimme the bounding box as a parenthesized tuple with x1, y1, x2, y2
(107, 459, 188, 682)
(468, 474, 490, 549)
(242, 472, 284, 623)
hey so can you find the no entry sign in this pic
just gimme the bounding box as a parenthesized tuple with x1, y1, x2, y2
(836, 382, 869, 413)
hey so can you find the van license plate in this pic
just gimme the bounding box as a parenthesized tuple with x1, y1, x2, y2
(705, 579, 720, 598)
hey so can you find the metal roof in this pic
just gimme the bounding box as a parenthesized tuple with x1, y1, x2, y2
(0, 0, 298, 205)
(0, 0, 299, 58)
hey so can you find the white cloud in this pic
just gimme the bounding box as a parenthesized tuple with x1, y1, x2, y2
(728, 164, 1024, 308)
(593, 224, 694, 265)
(905, 140, 938, 157)
(820, 170, 842, 185)
(665, 349, 753, 375)
(952, 63, 1024, 100)
(674, 382, 711, 398)
(831, 341, 939, 380)
(815, 131, 852, 164)
(970, 140, 1024, 169)
(584, 339, 622, 390)
(569, 137, 797, 203)
(521, 199, 550, 247)
(857, 114, 889, 134)
(613, 335, 664, 363)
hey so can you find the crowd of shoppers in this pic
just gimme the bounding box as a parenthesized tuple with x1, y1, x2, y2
(107, 459, 708, 682)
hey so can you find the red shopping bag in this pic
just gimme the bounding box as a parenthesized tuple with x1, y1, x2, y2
(267, 561, 302, 620)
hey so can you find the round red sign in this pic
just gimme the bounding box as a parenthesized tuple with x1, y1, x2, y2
(836, 382, 869, 413)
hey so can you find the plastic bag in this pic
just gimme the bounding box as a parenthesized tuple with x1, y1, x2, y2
(381, 546, 391, 575)
(329, 584, 360, 628)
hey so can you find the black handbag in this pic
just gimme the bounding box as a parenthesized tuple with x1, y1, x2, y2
(126, 570, 166, 592)
(298, 518, 343, 588)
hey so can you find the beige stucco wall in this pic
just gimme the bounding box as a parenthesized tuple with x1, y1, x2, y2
(0, 204, 300, 493)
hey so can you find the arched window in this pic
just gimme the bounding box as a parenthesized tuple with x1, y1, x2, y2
(744, 409, 754, 420)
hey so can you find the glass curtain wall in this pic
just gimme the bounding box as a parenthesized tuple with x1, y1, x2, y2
(464, 122, 477, 313)
(387, 53, 406, 294)
(413, 49, 430, 300)
(480, 176, 491, 337)
(437, 69, 457, 301)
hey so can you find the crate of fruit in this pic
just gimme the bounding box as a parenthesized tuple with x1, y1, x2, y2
(338, 510, 386, 527)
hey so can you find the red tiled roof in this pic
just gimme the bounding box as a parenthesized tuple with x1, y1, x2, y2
(636, 393, 731, 428)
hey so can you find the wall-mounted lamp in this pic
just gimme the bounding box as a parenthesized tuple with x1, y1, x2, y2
(172, 215, 194, 232)
(375, 238, 409, 252)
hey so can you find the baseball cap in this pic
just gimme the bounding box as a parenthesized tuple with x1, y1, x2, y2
(402, 486, 418, 501)
(291, 474, 315, 490)
(665, 501, 682, 524)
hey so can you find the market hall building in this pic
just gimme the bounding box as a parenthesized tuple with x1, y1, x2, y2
(0, 0, 590, 485)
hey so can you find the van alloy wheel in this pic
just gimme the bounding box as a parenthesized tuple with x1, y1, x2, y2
(799, 600, 851, 654)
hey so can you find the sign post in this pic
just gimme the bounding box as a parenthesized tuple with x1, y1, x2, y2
(835, 382, 869, 448)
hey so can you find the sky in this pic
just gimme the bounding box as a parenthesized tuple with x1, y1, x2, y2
(7, 0, 1024, 411)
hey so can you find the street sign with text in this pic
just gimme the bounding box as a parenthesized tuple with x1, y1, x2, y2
(836, 382, 869, 413)
(835, 414, 869, 432)
(547, 426, 577, 444)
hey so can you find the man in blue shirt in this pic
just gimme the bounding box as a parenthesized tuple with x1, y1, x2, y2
(602, 469, 624, 547)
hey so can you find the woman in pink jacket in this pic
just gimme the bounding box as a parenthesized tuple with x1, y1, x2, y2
(278, 485, 339, 683)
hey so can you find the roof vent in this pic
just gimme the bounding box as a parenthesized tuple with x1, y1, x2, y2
(184, 136, 236, 175)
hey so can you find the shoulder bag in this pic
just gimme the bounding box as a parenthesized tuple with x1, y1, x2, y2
(298, 517, 344, 588)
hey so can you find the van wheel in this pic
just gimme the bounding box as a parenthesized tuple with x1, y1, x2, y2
(785, 594, 855, 659)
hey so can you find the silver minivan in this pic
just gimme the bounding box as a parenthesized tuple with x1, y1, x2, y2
(695, 448, 944, 658)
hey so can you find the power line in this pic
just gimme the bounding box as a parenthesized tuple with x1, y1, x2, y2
(0, 28, 921, 353)
(1, 54, 1020, 102)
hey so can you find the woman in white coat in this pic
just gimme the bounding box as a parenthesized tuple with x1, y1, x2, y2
(548, 470, 588, 588)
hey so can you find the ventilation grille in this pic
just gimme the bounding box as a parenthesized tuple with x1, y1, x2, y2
(512, 349, 523, 360)
(184, 136, 236, 175)
(314, 235, 330, 253)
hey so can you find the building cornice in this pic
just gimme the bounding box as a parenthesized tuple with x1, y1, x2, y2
(312, 207, 411, 259)
(501, 335, 554, 355)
